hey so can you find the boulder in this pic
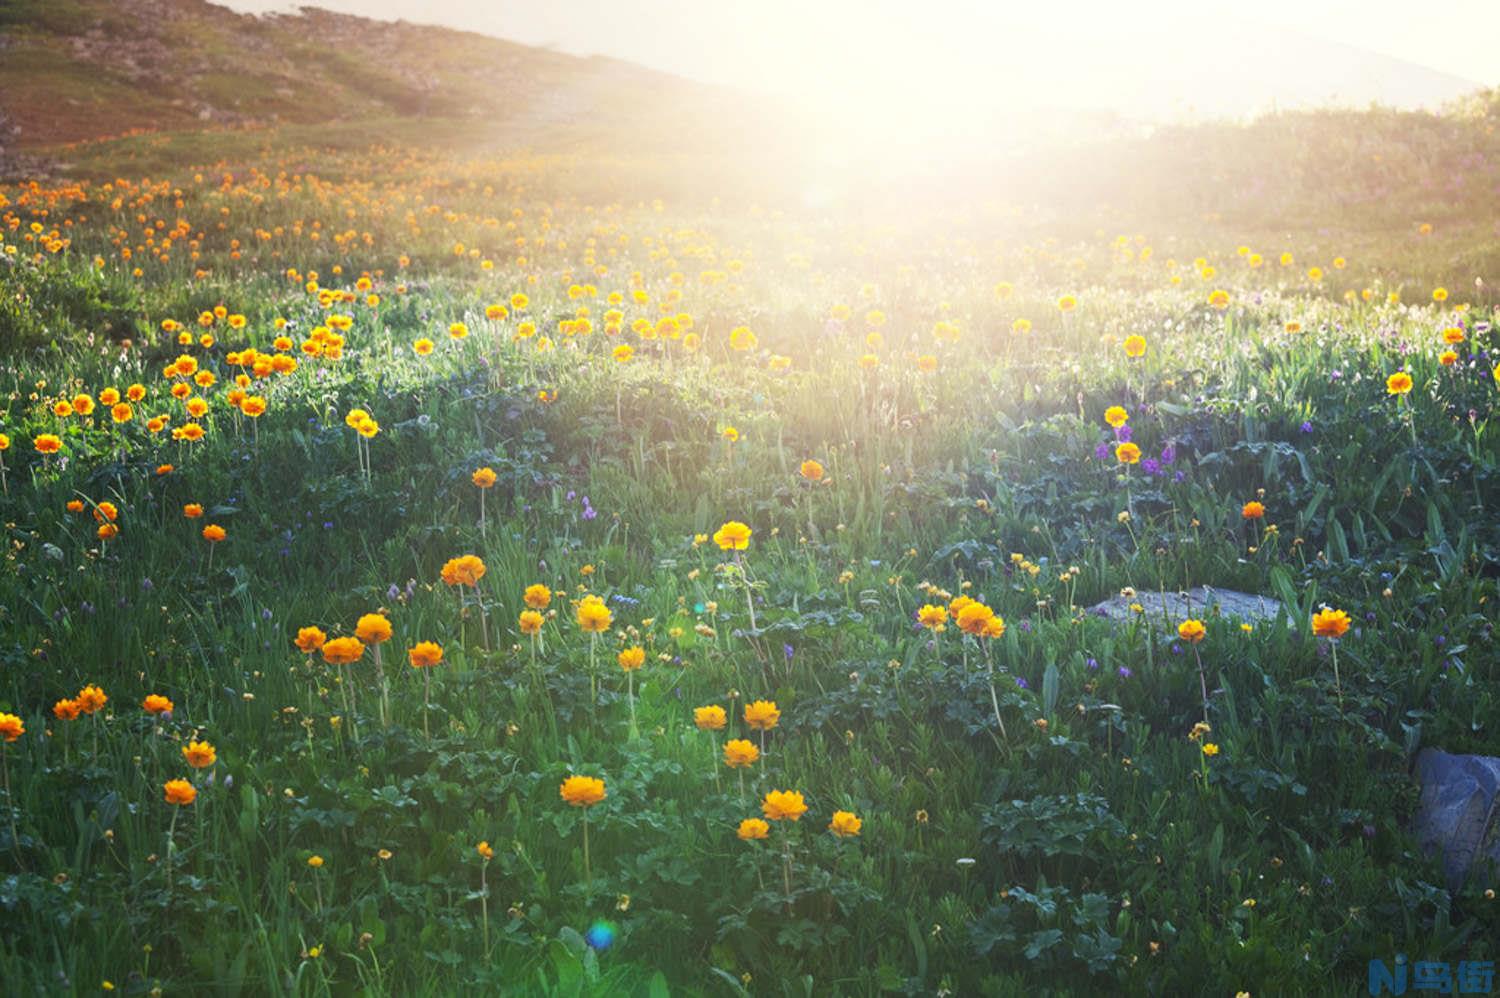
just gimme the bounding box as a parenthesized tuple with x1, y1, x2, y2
(1413, 748, 1500, 889)
(1086, 586, 1283, 626)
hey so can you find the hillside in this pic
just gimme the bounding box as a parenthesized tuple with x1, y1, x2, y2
(0, 0, 750, 150)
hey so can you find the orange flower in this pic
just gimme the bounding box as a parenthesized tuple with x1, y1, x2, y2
(617, 646, 646, 672)
(295, 626, 327, 653)
(1386, 372, 1413, 395)
(52, 698, 81, 721)
(799, 460, 824, 481)
(1115, 442, 1141, 465)
(1311, 608, 1351, 639)
(1241, 501, 1265, 519)
(66, 499, 85, 513)
(559, 775, 606, 807)
(354, 613, 393, 645)
(408, 641, 443, 668)
(202, 524, 226, 543)
(956, 601, 996, 636)
(472, 467, 497, 489)
(183, 503, 203, 518)
(321, 636, 366, 665)
(34, 434, 63, 454)
(743, 699, 779, 730)
(476, 840, 494, 861)
(182, 740, 217, 768)
(0, 712, 23, 743)
(440, 554, 486, 588)
(518, 610, 544, 636)
(523, 584, 552, 609)
(762, 790, 808, 822)
(142, 694, 174, 715)
(77, 685, 107, 714)
(96, 523, 119, 541)
(163, 779, 197, 806)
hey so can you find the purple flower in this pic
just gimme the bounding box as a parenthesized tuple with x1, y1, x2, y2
(1141, 458, 1160, 476)
(784, 644, 795, 661)
(1159, 444, 1176, 465)
(1094, 441, 1110, 460)
(1015, 677, 1029, 689)
(1117, 666, 1132, 679)
(1087, 657, 1099, 671)
(1115, 424, 1133, 443)
(1300, 421, 1314, 433)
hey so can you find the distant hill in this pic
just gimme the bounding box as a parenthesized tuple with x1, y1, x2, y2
(0, 0, 760, 150)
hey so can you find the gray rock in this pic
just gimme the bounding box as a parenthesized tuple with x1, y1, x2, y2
(1414, 749, 1500, 889)
(1086, 587, 1283, 625)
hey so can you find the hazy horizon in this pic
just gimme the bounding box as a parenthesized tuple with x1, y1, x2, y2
(216, 0, 1498, 122)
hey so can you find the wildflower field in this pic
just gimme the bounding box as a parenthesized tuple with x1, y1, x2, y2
(1, 108, 1500, 995)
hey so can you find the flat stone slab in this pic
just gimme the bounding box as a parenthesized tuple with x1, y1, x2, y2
(1414, 748, 1500, 889)
(1086, 587, 1283, 625)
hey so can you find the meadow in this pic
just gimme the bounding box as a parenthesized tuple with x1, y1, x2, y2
(1, 121, 1499, 996)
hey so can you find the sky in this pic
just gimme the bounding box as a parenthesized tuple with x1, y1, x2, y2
(218, 0, 1497, 143)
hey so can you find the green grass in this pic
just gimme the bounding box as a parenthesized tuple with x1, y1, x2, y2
(0, 116, 1497, 996)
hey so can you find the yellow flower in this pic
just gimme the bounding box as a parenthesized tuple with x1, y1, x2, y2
(307, 855, 324, 868)
(1123, 335, 1147, 358)
(1207, 289, 1230, 309)
(576, 596, 612, 633)
(917, 604, 948, 631)
(472, 467, 498, 489)
(762, 790, 808, 822)
(559, 775, 606, 807)
(1115, 442, 1141, 465)
(799, 460, 824, 481)
(617, 646, 646, 672)
(519, 610, 544, 636)
(828, 810, 862, 837)
(694, 705, 727, 731)
(523, 584, 552, 609)
(723, 739, 760, 768)
(737, 818, 769, 840)
(1386, 372, 1413, 395)
(1104, 406, 1129, 428)
(743, 699, 779, 730)
(1177, 619, 1206, 644)
(713, 520, 752, 551)
(477, 840, 494, 861)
